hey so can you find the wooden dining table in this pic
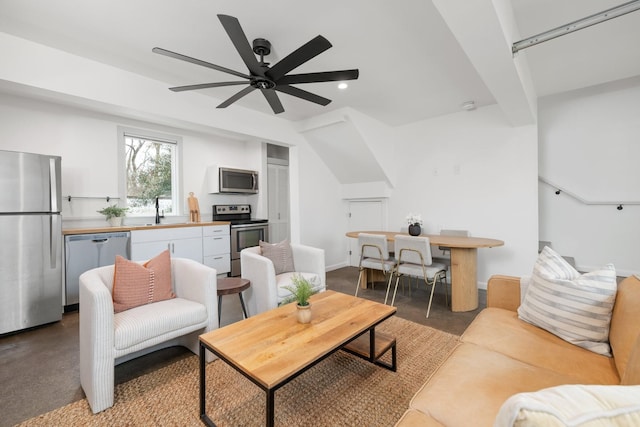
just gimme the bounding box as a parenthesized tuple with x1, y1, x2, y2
(346, 231, 504, 312)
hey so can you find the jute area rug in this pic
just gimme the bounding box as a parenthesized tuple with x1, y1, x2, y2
(18, 317, 459, 427)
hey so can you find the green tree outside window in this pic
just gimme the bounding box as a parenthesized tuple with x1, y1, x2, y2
(124, 135, 175, 216)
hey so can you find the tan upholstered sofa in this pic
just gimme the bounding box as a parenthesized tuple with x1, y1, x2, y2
(395, 274, 640, 426)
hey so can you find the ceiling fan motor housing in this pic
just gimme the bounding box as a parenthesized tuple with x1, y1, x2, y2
(252, 38, 271, 56)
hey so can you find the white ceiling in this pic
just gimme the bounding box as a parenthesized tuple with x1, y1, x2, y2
(0, 0, 639, 126)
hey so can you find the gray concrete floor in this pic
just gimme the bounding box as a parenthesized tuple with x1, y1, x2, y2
(0, 267, 484, 426)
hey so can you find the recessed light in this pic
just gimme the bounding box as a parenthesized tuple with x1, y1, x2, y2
(338, 82, 348, 90)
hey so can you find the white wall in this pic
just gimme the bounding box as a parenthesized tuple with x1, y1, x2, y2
(294, 139, 346, 271)
(538, 76, 640, 276)
(394, 104, 539, 286)
(0, 93, 262, 226)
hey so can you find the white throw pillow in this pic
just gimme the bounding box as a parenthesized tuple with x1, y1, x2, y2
(518, 246, 617, 356)
(494, 385, 640, 427)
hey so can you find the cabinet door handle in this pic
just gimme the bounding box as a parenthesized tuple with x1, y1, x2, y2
(214, 256, 223, 260)
(214, 237, 223, 240)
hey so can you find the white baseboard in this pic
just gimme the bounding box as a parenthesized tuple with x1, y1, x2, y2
(326, 261, 349, 272)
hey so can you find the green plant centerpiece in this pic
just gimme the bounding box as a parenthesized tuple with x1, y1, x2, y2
(283, 274, 317, 324)
(97, 204, 128, 226)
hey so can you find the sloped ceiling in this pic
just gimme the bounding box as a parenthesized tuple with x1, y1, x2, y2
(1, 0, 639, 188)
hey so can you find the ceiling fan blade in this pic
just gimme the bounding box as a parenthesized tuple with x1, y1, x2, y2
(275, 85, 331, 106)
(261, 89, 284, 114)
(266, 35, 332, 81)
(277, 69, 359, 85)
(217, 86, 256, 108)
(153, 47, 249, 79)
(169, 81, 248, 92)
(217, 14, 264, 77)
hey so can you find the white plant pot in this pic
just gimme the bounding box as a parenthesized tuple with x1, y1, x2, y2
(108, 217, 123, 227)
(296, 303, 312, 324)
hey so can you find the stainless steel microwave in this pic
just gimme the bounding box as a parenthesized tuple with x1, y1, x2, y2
(208, 166, 259, 194)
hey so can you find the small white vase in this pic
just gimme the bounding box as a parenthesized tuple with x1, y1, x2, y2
(296, 304, 312, 324)
(108, 217, 123, 227)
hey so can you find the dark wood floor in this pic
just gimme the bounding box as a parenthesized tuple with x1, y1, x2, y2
(0, 266, 484, 426)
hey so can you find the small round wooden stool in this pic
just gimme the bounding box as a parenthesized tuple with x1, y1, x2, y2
(217, 277, 250, 325)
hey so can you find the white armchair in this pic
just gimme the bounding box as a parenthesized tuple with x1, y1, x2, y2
(241, 244, 326, 315)
(79, 257, 218, 414)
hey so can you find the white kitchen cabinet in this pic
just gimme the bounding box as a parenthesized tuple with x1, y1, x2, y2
(202, 224, 230, 274)
(131, 227, 203, 263)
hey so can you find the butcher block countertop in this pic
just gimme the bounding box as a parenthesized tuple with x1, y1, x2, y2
(62, 221, 231, 235)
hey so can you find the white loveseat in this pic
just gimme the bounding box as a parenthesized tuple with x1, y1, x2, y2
(79, 257, 218, 413)
(241, 244, 326, 316)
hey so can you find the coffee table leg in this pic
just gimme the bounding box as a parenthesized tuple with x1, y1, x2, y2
(200, 343, 215, 426)
(369, 327, 376, 362)
(266, 389, 275, 427)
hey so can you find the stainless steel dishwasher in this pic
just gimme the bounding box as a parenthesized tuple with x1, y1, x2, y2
(64, 231, 130, 310)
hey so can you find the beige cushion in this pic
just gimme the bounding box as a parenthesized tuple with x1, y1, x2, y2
(113, 297, 207, 351)
(395, 409, 445, 427)
(462, 308, 619, 385)
(112, 250, 175, 313)
(494, 385, 640, 426)
(461, 308, 620, 384)
(275, 272, 323, 303)
(409, 342, 584, 427)
(260, 239, 295, 275)
(609, 275, 640, 382)
(518, 246, 617, 356)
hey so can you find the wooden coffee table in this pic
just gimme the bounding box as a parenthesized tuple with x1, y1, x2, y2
(199, 290, 397, 427)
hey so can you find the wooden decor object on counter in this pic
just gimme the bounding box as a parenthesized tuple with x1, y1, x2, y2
(188, 192, 201, 223)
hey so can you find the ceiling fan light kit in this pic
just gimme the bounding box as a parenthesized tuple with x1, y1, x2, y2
(153, 14, 359, 114)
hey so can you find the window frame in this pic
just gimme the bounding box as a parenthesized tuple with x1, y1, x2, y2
(117, 126, 183, 217)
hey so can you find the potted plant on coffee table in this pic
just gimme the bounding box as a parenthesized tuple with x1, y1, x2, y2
(97, 204, 128, 227)
(283, 275, 317, 324)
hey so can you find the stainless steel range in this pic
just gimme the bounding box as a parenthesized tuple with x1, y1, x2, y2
(213, 204, 268, 277)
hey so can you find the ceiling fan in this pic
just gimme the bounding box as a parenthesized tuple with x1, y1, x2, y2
(153, 14, 359, 114)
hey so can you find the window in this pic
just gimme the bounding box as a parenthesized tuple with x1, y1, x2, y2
(118, 127, 181, 217)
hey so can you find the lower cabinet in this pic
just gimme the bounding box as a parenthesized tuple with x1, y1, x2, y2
(130, 225, 230, 274)
(131, 227, 203, 263)
(203, 225, 230, 275)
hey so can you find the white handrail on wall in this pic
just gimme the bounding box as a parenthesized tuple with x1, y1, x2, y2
(539, 176, 640, 207)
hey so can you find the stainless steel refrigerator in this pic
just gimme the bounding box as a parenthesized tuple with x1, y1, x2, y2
(0, 149, 62, 334)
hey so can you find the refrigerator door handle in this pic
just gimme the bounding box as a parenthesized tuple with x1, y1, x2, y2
(50, 215, 60, 268)
(49, 158, 59, 212)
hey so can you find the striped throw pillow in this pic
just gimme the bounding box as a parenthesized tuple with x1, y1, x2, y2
(518, 246, 617, 356)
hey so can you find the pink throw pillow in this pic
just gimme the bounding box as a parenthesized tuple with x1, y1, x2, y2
(112, 250, 175, 313)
